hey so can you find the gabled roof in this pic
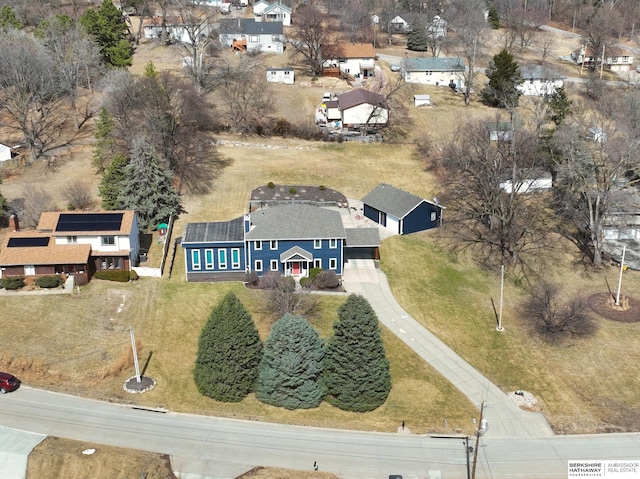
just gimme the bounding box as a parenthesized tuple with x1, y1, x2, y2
(337, 89, 387, 111)
(331, 43, 375, 59)
(0, 231, 90, 266)
(246, 204, 346, 240)
(264, 2, 292, 14)
(183, 217, 245, 244)
(520, 65, 564, 80)
(362, 183, 441, 219)
(37, 211, 136, 236)
(280, 246, 313, 262)
(390, 15, 409, 24)
(402, 57, 465, 72)
(219, 18, 283, 35)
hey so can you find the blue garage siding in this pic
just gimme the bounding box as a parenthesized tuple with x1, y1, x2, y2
(363, 204, 381, 224)
(402, 202, 441, 234)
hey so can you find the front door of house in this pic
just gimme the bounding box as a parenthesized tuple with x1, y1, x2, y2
(292, 262, 300, 275)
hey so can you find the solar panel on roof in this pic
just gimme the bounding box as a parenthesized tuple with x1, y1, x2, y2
(56, 213, 123, 232)
(7, 237, 50, 247)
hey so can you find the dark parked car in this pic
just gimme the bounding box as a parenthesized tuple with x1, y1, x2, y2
(0, 372, 20, 393)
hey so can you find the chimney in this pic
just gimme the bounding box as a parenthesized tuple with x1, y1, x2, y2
(9, 214, 19, 232)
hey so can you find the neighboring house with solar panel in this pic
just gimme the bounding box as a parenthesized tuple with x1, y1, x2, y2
(181, 203, 380, 282)
(0, 211, 140, 282)
(361, 183, 444, 235)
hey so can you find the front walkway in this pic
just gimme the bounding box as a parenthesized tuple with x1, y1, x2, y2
(342, 263, 554, 438)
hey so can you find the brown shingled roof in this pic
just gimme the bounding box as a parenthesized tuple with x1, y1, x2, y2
(0, 232, 90, 266)
(334, 43, 375, 59)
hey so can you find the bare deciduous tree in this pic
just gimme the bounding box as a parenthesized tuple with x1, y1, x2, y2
(19, 186, 55, 228)
(0, 30, 71, 163)
(521, 281, 597, 344)
(63, 181, 94, 210)
(287, 6, 334, 77)
(434, 117, 554, 274)
(211, 55, 273, 133)
(447, 0, 488, 106)
(549, 92, 639, 266)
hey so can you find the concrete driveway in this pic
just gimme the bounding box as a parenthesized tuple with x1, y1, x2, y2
(0, 426, 45, 479)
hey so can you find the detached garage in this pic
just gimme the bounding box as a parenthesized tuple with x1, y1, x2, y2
(361, 183, 444, 235)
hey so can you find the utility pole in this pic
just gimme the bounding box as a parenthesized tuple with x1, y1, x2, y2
(471, 401, 488, 479)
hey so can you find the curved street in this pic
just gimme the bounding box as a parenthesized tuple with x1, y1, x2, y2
(1, 387, 639, 479)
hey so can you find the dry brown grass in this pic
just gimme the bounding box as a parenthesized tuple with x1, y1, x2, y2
(27, 437, 176, 479)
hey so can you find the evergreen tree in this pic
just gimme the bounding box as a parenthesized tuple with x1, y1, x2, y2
(407, 23, 429, 52)
(546, 86, 572, 126)
(92, 106, 117, 173)
(482, 49, 523, 111)
(0, 6, 23, 30)
(118, 138, 182, 229)
(99, 153, 129, 210)
(256, 314, 325, 410)
(193, 292, 263, 402)
(80, 0, 132, 67)
(487, 5, 500, 29)
(324, 294, 391, 412)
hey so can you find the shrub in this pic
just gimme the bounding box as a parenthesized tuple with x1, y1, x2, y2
(1, 276, 25, 290)
(299, 277, 313, 288)
(244, 271, 259, 285)
(521, 281, 598, 344)
(35, 275, 62, 288)
(267, 182, 275, 189)
(93, 270, 130, 282)
(129, 270, 139, 281)
(319, 185, 326, 191)
(308, 268, 322, 283)
(316, 270, 340, 289)
(336, 134, 344, 143)
(289, 187, 297, 195)
(272, 118, 292, 137)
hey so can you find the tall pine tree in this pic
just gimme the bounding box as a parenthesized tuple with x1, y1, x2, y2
(92, 106, 117, 173)
(407, 23, 429, 52)
(118, 137, 182, 229)
(256, 314, 325, 410)
(80, 0, 132, 67)
(193, 292, 263, 402)
(324, 294, 391, 412)
(481, 49, 523, 111)
(99, 153, 129, 210)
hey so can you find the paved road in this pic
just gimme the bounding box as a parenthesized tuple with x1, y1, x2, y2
(1, 387, 639, 479)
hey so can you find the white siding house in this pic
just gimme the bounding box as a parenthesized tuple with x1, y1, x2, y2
(402, 57, 465, 89)
(336, 89, 388, 128)
(517, 65, 564, 96)
(219, 18, 284, 53)
(266, 67, 294, 84)
(571, 45, 634, 72)
(323, 43, 376, 78)
(260, 2, 291, 26)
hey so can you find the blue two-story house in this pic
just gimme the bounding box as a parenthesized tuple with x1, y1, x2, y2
(182, 204, 356, 282)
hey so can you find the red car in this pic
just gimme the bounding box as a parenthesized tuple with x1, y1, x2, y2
(0, 372, 19, 394)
